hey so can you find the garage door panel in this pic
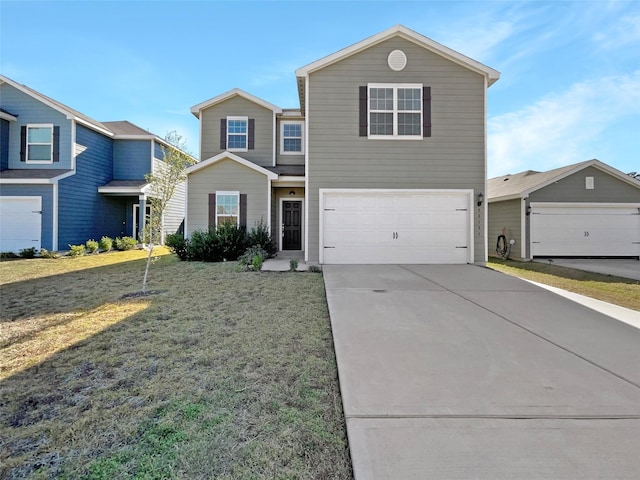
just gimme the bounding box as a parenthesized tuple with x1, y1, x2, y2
(531, 204, 640, 257)
(322, 191, 471, 264)
(0, 197, 42, 253)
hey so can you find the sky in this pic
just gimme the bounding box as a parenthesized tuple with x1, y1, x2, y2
(1, 0, 638, 178)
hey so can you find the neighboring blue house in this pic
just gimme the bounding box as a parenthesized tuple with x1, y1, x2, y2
(0, 74, 193, 253)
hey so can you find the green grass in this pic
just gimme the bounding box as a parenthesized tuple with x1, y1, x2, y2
(0, 252, 352, 479)
(488, 258, 640, 311)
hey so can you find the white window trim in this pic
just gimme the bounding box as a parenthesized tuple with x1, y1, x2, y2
(368, 83, 423, 140)
(215, 191, 240, 227)
(280, 120, 304, 155)
(26, 123, 54, 164)
(227, 116, 248, 152)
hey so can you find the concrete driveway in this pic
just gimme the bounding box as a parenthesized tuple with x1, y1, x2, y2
(532, 258, 640, 281)
(323, 264, 640, 479)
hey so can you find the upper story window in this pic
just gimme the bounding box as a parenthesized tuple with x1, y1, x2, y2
(26, 124, 54, 163)
(367, 84, 423, 139)
(227, 116, 248, 151)
(216, 191, 239, 226)
(281, 121, 304, 154)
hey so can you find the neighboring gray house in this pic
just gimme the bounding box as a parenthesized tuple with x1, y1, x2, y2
(186, 25, 500, 264)
(487, 159, 640, 260)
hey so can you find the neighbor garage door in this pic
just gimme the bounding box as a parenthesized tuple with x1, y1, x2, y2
(321, 190, 471, 264)
(0, 196, 42, 253)
(530, 203, 640, 257)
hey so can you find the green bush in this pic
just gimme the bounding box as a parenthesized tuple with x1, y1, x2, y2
(86, 239, 99, 254)
(68, 244, 86, 257)
(99, 236, 113, 252)
(238, 245, 268, 270)
(289, 259, 298, 272)
(40, 248, 60, 259)
(1, 251, 19, 259)
(18, 247, 37, 258)
(247, 220, 277, 258)
(114, 236, 137, 251)
(216, 222, 248, 261)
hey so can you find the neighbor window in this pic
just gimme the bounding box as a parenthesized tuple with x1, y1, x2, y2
(227, 117, 248, 151)
(216, 191, 239, 226)
(27, 124, 54, 162)
(281, 121, 304, 154)
(368, 84, 422, 138)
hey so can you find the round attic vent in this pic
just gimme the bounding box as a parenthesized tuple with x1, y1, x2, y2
(388, 50, 407, 71)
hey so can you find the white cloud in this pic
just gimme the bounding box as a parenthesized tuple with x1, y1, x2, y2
(488, 70, 640, 177)
(593, 14, 640, 49)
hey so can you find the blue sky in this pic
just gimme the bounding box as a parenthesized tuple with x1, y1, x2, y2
(2, 0, 638, 177)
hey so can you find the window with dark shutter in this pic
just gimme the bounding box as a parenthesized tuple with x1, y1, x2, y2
(364, 84, 425, 139)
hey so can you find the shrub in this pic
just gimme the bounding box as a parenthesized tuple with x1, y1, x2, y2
(238, 245, 268, 270)
(99, 236, 113, 252)
(289, 259, 298, 272)
(188, 229, 222, 262)
(1, 251, 19, 259)
(114, 236, 137, 251)
(165, 233, 190, 260)
(308, 265, 322, 273)
(86, 239, 99, 254)
(18, 247, 37, 258)
(40, 248, 60, 259)
(68, 245, 86, 257)
(216, 222, 248, 261)
(247, 220, 277, 258)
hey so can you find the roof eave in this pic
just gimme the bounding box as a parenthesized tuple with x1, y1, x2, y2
(190, 88, 283, 117)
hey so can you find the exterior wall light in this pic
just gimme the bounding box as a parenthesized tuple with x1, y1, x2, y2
(477, 193, 484, 206)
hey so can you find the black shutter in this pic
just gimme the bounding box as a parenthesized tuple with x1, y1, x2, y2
(220, 119, 227, 150)
(52, 126, 60, 162)
(248, 119, 255, 150)
(359, 86, 368, 137)
(239, 194, 247, 228)
(20, 125, 26, 162)
(208, 194, 216, 230)
(423, 87, 431, 137)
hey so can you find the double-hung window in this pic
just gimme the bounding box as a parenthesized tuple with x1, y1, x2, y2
(281, 121, 304, 154)
(368, 84, 422, 139)
(227, 116, 248, 151)
(216, 191, 240, 226)
(26, 124, 54, 163)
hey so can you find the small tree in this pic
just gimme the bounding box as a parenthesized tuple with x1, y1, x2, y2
(141, 131, 196, 293)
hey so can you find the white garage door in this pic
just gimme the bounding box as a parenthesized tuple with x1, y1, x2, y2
(0, 197, 42, 253)
(530, 203, 640, 257)
(321, 190, 472, 264)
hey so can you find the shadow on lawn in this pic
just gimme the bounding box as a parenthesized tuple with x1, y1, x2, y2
(0, 262, 354, 479)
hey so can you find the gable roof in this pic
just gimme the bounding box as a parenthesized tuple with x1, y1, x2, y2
(186, 151, 278, 179)
(102, 120, 153, 136)
(295, 24, 501, 112)
(0, 74, 113, 136)
(488, 159, 640, 202)
(190, 88, 283, 118)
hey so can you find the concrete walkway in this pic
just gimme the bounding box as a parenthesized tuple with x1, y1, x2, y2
(532, 258, 640, 281)
(323, 264, 640, 479)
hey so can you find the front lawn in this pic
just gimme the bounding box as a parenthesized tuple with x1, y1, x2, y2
(0, 251, 353, 479)
(488, 258, 640, 311)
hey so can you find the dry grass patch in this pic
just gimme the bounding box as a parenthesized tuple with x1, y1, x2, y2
(0, 253, 352, 479)
(488, 258, 640, 311)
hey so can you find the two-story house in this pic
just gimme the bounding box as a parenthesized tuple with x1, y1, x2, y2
(0, 75, 193, 253)
(186, 25, 500, 264)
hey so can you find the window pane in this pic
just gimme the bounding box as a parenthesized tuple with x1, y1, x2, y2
(217, 194, 239, 215)
(228, 120, 247, 133)
(228, 134, 246, 149)
(283, 123, 301, 137)
(398, 89, 421, 110)
(369, 88, 393, 110)
(283, 138, 301, 152)
(369, 112, 393, 135)
(28, 145, 52, 161)
(28, 126, 52, 143)
(398, 113, 421, 135)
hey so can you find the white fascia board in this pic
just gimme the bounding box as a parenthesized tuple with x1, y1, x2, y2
(272, 176, 305, 187)
(295, 24, 500, 86)
(190, 88, 283, 117)
(114, 134, 156, 141)
(522, 159, 640, 197)
(0, 111, 17, 121)
(0, 178, 54, 184)
(186, 151, 278, 180)
(488, 193, 523, 203)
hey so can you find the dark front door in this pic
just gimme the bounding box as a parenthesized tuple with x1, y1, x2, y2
(283, 201, 302, 250)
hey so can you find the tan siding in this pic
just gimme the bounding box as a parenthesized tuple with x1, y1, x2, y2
(530, 166, 640, 203)
(306, 37, 487, 262)
(187, 158, 269, 235)
(200, 96, 274, 167)
(488, 199, 522, 260)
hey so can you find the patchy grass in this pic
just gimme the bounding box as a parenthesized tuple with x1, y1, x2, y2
(488, 258, 640, 311)
(0, 252, 352, 479)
